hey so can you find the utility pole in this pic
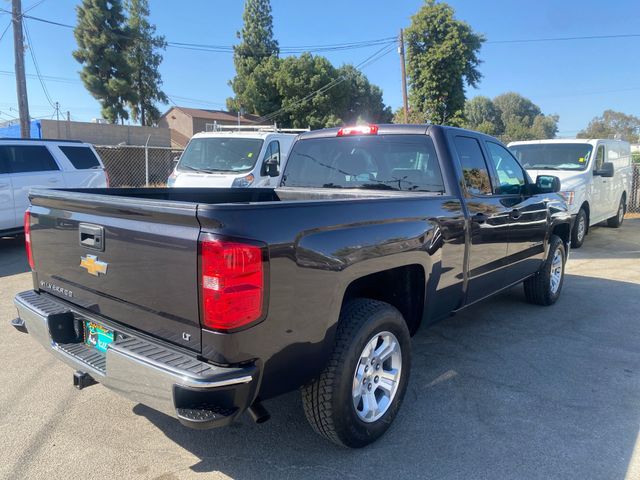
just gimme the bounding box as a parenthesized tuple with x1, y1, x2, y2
(12, 0, 31, 138)
(55, 101, 60, 138)
(398, 28, 409, 124)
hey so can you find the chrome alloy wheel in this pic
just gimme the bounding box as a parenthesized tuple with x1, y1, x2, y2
(352, 331, 402, 423)
(576, 215, 586, 242)
(550, 247, 564, 295)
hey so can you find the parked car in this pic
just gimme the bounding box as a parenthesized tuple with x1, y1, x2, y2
(0, 138, 108, 236)
(167, 126, 306, 188)
(13, 124, 571, 448)
(509, 139, 632, 248)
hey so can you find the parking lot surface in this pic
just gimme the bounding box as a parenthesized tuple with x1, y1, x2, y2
(1, 220, 639, 480)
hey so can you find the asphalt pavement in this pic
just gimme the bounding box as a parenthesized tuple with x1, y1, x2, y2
(1, 220, 639, 480)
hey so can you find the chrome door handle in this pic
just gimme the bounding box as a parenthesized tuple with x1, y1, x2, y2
(510, 209, 522, 220)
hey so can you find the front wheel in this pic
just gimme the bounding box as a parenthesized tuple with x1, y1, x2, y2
(571, 208, 587, 248)
(524, 234, 566, 306)
(607, 196, 625, 228)
(301, 299, 411, 448)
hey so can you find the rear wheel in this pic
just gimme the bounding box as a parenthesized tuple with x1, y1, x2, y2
(301, 299, 411, 448)
(524, 234, 566, 306)
(607, 196, 625, 228)
(570, 208, 587, 248)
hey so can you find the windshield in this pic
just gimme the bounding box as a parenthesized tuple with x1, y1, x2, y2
(509, 143, 593, 171)
(282, 134, 445, 193)
(178, 137, 264, 173)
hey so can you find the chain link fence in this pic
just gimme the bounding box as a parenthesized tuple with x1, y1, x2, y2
(95, 146, 183, 187)
(630, 163, 640, 214)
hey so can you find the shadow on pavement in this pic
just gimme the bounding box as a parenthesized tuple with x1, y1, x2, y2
(0, 235, 30, 278)
(133, 274, 640, 479)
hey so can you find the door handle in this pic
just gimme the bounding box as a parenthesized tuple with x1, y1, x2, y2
(47, 178, 60, 183)
(473, 213, 488, 224)
(510, 209, 521, 220)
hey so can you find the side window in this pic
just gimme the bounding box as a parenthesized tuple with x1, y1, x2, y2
(453, 136, 492, 195)
(0, 147, 10, 174)
(595, 145, 605, 170)
(2, 145, 59, 173)
(486, 142, 526, 195)
(59, 146, 101, 169)
(262, 140, 280, 175)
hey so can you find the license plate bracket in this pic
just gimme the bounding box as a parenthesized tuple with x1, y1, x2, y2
(84, 321, 114, 353)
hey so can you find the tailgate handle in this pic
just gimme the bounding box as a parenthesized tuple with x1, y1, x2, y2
(79, 223, 104, 252)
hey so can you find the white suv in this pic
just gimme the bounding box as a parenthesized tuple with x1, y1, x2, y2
(168, 126, 306, 189)
(0, 139, 108, 235)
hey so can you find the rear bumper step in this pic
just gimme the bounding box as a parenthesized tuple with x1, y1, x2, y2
(13, 290, 259, 429)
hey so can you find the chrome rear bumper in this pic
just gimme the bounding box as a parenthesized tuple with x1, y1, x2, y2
(13, 290, 259, 428)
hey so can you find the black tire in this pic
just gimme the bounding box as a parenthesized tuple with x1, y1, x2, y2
(301, 299, 411, 448)
(524, 235, 566, 306)
(607, 196, 626, 228)
(570, 208, 587, 248)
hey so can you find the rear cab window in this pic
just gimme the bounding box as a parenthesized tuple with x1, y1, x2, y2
(282, 134, 445, 193)
(59, 146, 102, 169)
(0, 145, 59, 173)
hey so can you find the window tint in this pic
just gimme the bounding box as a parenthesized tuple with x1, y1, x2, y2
(59, 146, 101, 169)
(486, 142, 525, 195)
(453, 136, 492, 195)
(283, 135, 445, 193)
(0, 145, 59, 173)
(595, 145, 605, 170)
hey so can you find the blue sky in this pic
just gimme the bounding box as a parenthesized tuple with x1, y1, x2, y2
(0, 0, 638, 136)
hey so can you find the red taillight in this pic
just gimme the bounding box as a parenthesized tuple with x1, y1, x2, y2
(337, 125, 379, 136)
(24, 210, 34, 270)
(199, 234, 265, 331)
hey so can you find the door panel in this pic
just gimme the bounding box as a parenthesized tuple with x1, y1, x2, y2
(450, 135, 510, 304)
(591, 144, 608, 223)
(0, 145, 66, 222)
(484, 141, 547, 283)
(0, 174, 15, 230)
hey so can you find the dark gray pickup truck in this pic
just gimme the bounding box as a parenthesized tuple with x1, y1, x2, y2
(13, 124, 571, 447)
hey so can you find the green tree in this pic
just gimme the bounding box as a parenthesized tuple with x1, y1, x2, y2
(464, 96, 502, 135)
(404, 0, 484, 126)
(577, 110, 640, 143)
(335, 65, 393, 125)
(227, 0, 279, 114)
(73, 0, 135, 123)
(463, 92, 558, 143)
(125, 0, 167, 126)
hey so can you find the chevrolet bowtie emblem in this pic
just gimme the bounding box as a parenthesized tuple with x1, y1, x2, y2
(80, 254, 108, 276)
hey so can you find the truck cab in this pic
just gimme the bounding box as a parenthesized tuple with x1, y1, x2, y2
(509, 138, 632, 247)
(167, 126, 307, 189)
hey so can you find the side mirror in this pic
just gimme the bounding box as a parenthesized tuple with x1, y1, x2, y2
(534, 175, 561, 194)
(264, 158, 279, 177)
(594, 161, 614, 177)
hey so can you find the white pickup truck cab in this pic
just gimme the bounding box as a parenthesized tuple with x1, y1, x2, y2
(0, 139, 108, 235)
(509, 139, 632, 247)
(168, 126, 306, 189)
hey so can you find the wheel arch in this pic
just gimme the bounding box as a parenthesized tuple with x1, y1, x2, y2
(340, 264, 426, 336)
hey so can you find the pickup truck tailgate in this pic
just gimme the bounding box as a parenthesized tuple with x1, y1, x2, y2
(28, 189, 202, 351)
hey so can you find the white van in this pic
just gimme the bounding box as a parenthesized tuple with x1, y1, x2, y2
(0, 139, 108, 235)
(509, 139, 632, 247)
(167, 126, 306, 188)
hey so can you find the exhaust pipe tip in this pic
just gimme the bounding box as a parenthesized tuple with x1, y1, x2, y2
(247, 401, 270, 424)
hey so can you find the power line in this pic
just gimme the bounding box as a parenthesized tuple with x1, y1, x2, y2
(0, 20, 10, 42)
(257, 42, 397, 124)
(22, 17, 56, 110)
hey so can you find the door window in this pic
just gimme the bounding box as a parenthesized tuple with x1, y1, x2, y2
(453, 136, 492, 195)
(0, 145, 60, 173)
(262, 140, 280, 175)
(595, 145, 605, 170)
(486, 142, 526, 195)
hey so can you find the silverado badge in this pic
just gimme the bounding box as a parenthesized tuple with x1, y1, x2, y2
(80, 254, 108, 276)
